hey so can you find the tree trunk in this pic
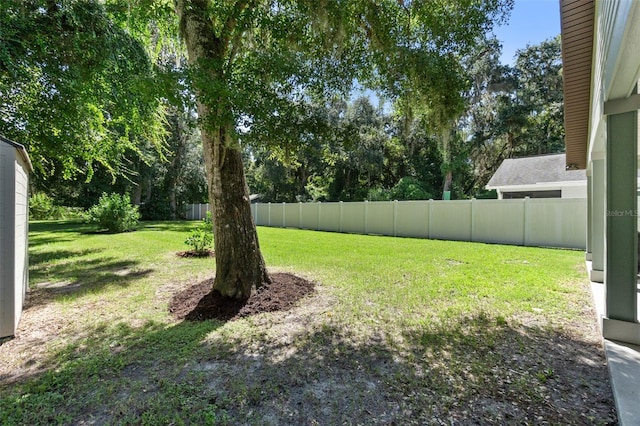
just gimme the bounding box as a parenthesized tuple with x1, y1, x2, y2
(176, 0, 270, 299)
(205, 124, 269, 298)
(169, 189, 177, 220)
(131, 184, 142, 206)
(442, 169, 453, 196)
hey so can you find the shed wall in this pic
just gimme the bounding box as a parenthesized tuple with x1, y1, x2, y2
(0, 142, 29, 338)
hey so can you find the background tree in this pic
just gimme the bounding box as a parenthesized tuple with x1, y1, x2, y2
(2, 1, 208, 217)
(512, 35, 564, 155)
(459, 35, 564, 196)
(0, 0, 166, 181)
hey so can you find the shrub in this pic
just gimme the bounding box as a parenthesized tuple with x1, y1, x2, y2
(390, 177, 433, 200)
(366, 187, 392, 201)
(85, 193, 140, 233)
(30, 193, 58, 220)
(185, 212, 213, 254)
(29, 193, 85, 220)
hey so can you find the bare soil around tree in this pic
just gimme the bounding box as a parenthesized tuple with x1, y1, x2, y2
(169, 272, 315, 321)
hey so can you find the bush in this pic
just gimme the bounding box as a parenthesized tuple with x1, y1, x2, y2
(390, 177, 433, 200)
(30, 193, 57, 220)
(185, 212, 213, 254)
(85, 193, 140, 233)
(366, 187, 392, 201)
(30, 193, 85, 220)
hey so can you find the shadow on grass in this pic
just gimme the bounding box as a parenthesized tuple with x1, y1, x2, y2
(0, 313, 616, 425)
(28, 249, 152, 307)
(139, 220, 199, 233)
(30, 220, 93, 234)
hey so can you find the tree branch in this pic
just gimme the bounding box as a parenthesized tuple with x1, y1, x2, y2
(223, 0, 261, 72)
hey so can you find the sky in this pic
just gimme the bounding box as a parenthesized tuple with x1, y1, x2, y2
(492, 0, 562, 65)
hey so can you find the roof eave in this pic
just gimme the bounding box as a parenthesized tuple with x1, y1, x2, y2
(560, 0, 595, 170)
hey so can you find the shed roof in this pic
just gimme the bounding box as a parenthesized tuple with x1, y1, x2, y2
(486, 153, 586, 188)
(0, 134, 33, 173)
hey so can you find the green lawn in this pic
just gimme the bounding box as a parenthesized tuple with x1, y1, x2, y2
(0, 220, 614, 424)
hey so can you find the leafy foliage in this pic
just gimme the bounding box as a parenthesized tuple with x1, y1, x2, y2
(29, 193, 57, 220)
(85, 193, 140, 233)
(29, 193, 84, 220)
(390, 177, 434, 201)
(0, 0, 166, 181)
(461, 36, 565, 195)
(184, 212, 213, 254)
(246, 97, 444, 202)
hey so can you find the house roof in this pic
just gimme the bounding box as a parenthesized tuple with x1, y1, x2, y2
(0, 134, 34, 173)
(486, 153, 586, 188)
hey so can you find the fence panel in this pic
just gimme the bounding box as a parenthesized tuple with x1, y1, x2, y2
(318, 203, 340, 232)
(254, 203, 268, 226)
(525, 198, 586, 248)
(300, 203, 319, 230)
(186, 198, 587, 249)
(284, 203, 300, 228)
(472, 199, 525, 245)
(342, 202, 366, 233)
(269, 203, 285, 227)
(396, 201, 430, 238)
(429, 201, 472, 241)
(367, 201, 395, 235)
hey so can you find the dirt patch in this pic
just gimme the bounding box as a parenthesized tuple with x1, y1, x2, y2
(175, 250, 215, 258)
(169, 273, 315, 321)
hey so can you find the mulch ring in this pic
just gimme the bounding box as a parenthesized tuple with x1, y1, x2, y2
(176, 250, 215, 258)
(169, 273, 315, 322)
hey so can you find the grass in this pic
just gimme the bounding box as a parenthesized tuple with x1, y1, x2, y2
(0, 220, 614, 424)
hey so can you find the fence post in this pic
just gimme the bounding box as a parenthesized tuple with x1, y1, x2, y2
(428, 199, 433, 239)
(523, 197, 530, 246)
(299, 202, 302, 229)
(268, 202, 272, 227)
(282, 202, 286, 228)
(317, 201, 321, 230)
(339, 201, 344, 232)
(254, 202, 258, 225)
(393, 200, 398, 237)
(364, 200, 369, 234)
(470, 198, 476, 242)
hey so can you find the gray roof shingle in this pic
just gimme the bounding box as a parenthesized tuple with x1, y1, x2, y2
(486, 154, 586, 188)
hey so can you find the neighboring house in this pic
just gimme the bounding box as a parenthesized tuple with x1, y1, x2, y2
(486, 153, 587, 199)
(0, 135, 33, 339)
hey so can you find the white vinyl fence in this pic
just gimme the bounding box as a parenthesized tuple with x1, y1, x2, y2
(185, 198, 587, 249)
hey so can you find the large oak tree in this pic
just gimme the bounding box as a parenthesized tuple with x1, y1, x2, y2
(173, 0, 512, 299)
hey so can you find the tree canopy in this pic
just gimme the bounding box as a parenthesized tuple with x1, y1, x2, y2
(0, 0, 166, 180)
(245, 35, 565, 203)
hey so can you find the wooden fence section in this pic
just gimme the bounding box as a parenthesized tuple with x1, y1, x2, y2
(185, 198, 587, 249)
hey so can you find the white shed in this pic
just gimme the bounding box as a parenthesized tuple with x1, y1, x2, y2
(0, 135, 33, 339)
